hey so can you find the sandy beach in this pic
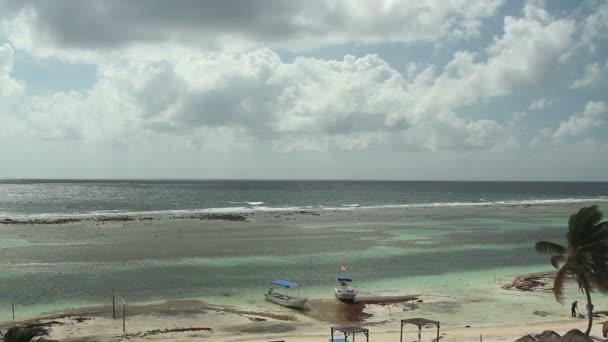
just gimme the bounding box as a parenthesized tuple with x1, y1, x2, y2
(2, 289, 607, 341)
(2, 203, 608, 341)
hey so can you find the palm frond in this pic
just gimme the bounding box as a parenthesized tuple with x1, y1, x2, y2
(581, 223, 608, 246)
(577, 240, 608, 256)
(569, 206, 603, 246)
(589, 256, 608, 291)
(535, 241, 566, 255)
(553, 266, 569, 304)
(550, 255, 566, 269)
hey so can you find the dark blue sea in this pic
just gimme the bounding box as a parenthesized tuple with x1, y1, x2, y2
(1, 180, 607, 217)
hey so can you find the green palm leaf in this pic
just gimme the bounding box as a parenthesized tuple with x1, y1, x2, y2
(550, 255, 566, 269)
(535, 206, 608, 336)
(535, 241, 566, 255)
(552, 266, 569, 304)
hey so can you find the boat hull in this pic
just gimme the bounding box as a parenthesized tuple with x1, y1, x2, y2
(264, 293, 308, 309)
(335, 288, 357, 302)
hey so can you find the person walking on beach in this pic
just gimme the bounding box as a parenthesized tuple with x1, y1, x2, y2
(571, 301, 578, 317)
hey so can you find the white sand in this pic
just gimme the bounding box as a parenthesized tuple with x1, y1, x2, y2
(5, 291, 604, 342)
(30, 312, 607, 341)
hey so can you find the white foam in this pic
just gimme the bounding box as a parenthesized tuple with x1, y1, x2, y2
(2, 197, 607, 221)
(245, 201, 264, 206)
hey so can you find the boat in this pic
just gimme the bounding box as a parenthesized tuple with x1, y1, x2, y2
(335, 276, 357, 302)
(265, 280, 308, 309)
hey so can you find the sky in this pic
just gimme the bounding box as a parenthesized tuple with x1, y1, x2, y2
(0, 0, 608, 181)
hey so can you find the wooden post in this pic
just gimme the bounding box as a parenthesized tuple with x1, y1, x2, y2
(119, 296, 126, 333)
(480, 334, 483, 342)
(494, 273, 496, 284)
(112, 288, 116, 319)
(11, 304, 14, 320)
(437, 323, 440, 342)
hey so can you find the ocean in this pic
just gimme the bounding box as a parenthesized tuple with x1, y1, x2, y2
(1, 179, 608, 217)
(1, 180, 608, 324)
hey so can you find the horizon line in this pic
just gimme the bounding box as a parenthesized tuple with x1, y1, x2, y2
(1, 177, 608, 183)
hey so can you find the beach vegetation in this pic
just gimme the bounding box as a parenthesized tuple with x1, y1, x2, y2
(535, 205, 608, 336)
(2, 325, 52, 342)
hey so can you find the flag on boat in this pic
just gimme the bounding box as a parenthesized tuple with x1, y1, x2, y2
(339, 264, 349, 271)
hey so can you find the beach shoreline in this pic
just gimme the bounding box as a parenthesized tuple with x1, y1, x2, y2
(2, 285, 607, 341)
(2, 202, 608, 340)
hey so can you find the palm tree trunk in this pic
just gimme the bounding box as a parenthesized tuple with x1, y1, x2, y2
(583, 278, 593, 336)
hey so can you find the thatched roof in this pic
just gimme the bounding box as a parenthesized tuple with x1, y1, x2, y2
(536, 330, 562, 342)
(561, 329, 592, 342)
(400, 318, 440, 327)
(514, 335, 536, 342)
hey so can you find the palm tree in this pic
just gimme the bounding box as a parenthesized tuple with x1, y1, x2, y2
(2, 325, 51, 342)
(535, 205, 608, 336)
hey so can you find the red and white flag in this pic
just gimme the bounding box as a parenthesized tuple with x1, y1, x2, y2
(339, 264, 349, 271)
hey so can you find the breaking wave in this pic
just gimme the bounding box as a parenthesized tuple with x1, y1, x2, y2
(1, 197, 607, 221)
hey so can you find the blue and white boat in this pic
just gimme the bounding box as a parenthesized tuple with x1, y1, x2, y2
(335, 276, 357, 302)
(265, 280, 308, 309)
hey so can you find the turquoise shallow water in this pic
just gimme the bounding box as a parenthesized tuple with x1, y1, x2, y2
(3, 202, 603, 324)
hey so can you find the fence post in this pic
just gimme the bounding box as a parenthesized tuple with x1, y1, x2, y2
(112, 288, 116, 319)
(119, 296, 126, 333)
(12, 304, 15, 320)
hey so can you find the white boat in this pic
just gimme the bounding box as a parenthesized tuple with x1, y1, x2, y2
(265, 280, 308, 309)
(335, 276, 357, 302)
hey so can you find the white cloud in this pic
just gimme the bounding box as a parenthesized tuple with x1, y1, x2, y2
(0, 43, 24, 102)
(582, 1, 608, 52)
(570, 62, 602, 89)
(7, 48, 512, 153)
(551, 101, 606, 140)
(1, 0, 505, 58)
(0, 1, 595, 164)
(528, 97, 555, 111)
(4, 2, 580, 156)
(391, 3, 575, 118)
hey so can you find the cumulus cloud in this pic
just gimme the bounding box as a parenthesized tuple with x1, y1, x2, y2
(528, 97, 555, 111)
(1, 1, 599, 160)
(389, 2, 574, 118)
(570, 62, 603, 89)
(551, 101, 606, 140)
(3, 1, 579, 155)
(1, 0, 504, 53)
(4, 47, 514, 153)
(582, 1, 608, 52)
